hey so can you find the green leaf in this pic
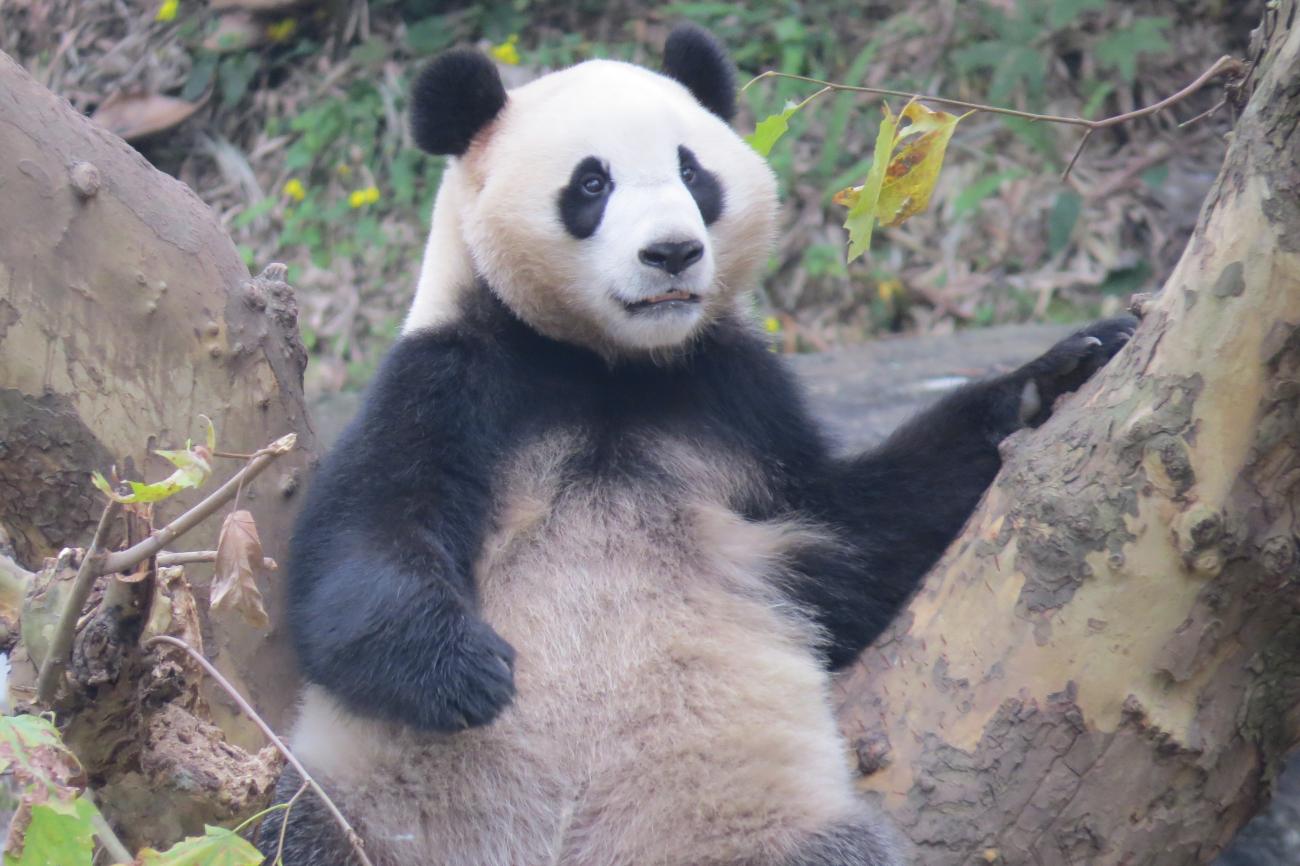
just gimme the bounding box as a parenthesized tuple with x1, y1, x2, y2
(952, 167, 1027, 218)
(745, 102, 799, 157)
(4, 799, 97, 866)
(0, 715, 64, 777)
(181, 52, 218, 102)
(134, 825, 264, 866)
(842, 102, 900, 262)
(1095, 17, 1171, 82)
(217, 53, 259, 108)
(951, 40, 1009, 74)
(1047, 0, 1106, 30)
(1048, 191, 1082, 256)
(94, 424, 214, 504)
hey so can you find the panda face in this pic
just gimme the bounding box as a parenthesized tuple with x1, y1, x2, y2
(411, 56, 778, 359)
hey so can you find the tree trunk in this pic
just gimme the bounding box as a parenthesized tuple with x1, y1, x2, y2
(837, 4, 1300, 864)
(0, 51, 315, 742)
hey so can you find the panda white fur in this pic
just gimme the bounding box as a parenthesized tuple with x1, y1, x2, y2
(258, 25, 1134, 866)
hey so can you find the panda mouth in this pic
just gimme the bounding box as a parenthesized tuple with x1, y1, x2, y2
(622, 290, 701, 313)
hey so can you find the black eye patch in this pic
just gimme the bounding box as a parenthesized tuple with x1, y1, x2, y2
(678, 146, 723, 226)
(558, 156, 613, 240)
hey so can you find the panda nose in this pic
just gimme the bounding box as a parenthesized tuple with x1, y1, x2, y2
(639, 240, 704, 275)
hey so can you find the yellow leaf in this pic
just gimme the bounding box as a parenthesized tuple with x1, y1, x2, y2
(836, 100, 969, 262)
(490, 35, 521, 66)
(211, 510, 270, 629)
(876, 102, 966, 228)
(265, 17, 296, 42)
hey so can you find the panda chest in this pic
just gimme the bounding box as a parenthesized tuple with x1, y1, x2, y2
(472, 429, 818, 703)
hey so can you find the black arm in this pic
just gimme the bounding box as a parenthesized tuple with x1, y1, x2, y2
(782, 317, 1136, 668)
(286, 331, 517, 731)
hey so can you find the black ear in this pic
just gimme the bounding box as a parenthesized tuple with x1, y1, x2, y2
(663, 24, 736, 122)
(410, 49, 507, 156)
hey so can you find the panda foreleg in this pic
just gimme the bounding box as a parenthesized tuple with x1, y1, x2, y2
(786, 316, 1135, 668)
(256, 766, 362, 866)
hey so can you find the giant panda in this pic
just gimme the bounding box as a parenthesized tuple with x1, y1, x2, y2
(258, 24, 1135, 866)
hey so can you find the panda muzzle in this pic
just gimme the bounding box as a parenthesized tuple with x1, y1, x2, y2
(623, 290, 701, 311)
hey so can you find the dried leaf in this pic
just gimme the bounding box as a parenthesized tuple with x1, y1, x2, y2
(91, 92, 202, 141)
(211, 511, 270, 628)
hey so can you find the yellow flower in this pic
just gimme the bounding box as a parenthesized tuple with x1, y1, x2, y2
(877, 278, 903, 303)
(336, 163, 352, 178)
(763, 316, 781, 334)
(490, 34, 521, 66)
(155, 0, 179, 22)
(282, 178, 306, 202)
(349, 186, 380, 208)
(266, 18, 297, 42)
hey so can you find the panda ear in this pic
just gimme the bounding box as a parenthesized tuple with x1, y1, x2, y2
(410, 49, 507, 156)
(662, 24, 737, 123)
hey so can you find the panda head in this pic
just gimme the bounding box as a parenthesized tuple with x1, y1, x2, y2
(405, 25, 778, 359)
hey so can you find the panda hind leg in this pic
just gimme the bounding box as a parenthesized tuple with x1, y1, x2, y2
(256, 766, 363, 866)
(780, 803, 907, 866)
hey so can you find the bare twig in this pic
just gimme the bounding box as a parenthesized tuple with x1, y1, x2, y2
(743, 55, 1246, 180)
(100, 434, 296, 575)
(145, 635, 375, 866)
(156, 550, 277, 570)
(276, 781, 310, 866)
(35, 501, 122, 704)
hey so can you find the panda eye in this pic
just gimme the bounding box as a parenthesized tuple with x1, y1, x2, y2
(680, 164, 697, 184)
(581, 174, 608, 196)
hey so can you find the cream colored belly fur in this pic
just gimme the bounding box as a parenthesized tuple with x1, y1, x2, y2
(289, 439, 860, 866)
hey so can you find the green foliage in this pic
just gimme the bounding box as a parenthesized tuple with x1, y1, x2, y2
(1095, 17, 1172, 82)
(0, 715, 268, 866)
(745, 101, 800, 157)
(134, 826, 263, 866)
(1047, 191, 1082, 257)
(0, 714, 104, 866)
(91, 419, 216, 504)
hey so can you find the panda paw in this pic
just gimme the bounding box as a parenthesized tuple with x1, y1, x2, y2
(1017, 315, 1137, 426)
(426, 618, 517, 731)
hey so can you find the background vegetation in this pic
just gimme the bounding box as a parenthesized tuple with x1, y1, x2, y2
(2, 0, 1260, 396)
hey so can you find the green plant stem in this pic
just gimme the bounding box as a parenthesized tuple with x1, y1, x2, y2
(84, 788, 133, 864)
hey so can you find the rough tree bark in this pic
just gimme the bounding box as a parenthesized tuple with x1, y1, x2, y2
(838, 4, 1300, 864)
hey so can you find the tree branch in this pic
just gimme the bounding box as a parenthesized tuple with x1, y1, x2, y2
(743, 55, 1246, 179)
(156, 550, 277, 570)
(34, 500, 122, 704)
(145, 635, 375, 866)
(99, 433, 296, 575)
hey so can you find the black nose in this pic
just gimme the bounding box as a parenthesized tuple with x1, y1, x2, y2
(639, 240, 704, 275)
